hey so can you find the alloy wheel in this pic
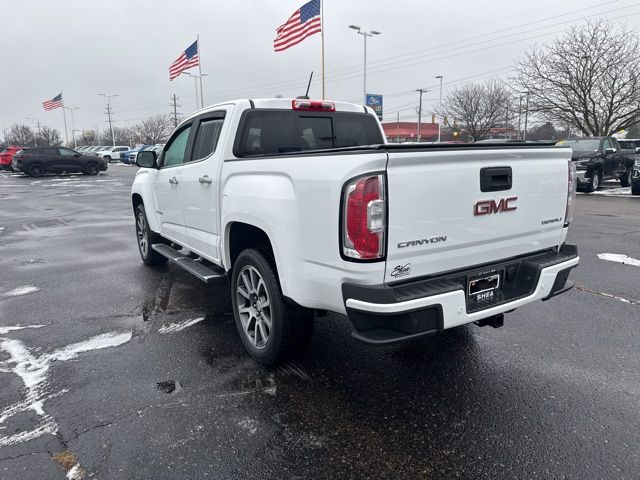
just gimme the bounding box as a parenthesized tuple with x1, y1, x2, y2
(236, 265, 272, 349)
(136, 212, 148, 257)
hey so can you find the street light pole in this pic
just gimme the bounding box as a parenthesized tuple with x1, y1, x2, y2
(64, 107, 79, 148)
(25, 117, 39, 147)
(435, 75, 443, 143)
(348, 25, 381, 105)
(182, 72, 208, 110)
(98, 93, 118, 146)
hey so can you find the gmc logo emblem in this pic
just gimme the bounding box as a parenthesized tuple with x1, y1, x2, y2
(474, 197, 518, 216)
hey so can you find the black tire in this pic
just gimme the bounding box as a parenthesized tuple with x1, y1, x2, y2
(27, 163, 44, 177)
(134, 203, 168, 266)
(632, 182, 640, 196)
(104, 156, 112, 163)
(231, 248, 313, 365)
(620, 168, 632, 188)
(585, 170, 601, 193)
(84, 162, 99, 175)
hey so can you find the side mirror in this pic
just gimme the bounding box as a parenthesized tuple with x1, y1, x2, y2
(604, 147, 616, 155)
(136, 150, 157, 168)
(635, 147, 640, 154)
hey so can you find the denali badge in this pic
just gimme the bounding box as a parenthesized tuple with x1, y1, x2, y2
(397, 236, 447, 248)
(474, 197, 518, 216)
(391, 264, 412, 278)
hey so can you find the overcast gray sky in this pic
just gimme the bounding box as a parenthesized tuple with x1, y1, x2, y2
(2, 0, 639, 140)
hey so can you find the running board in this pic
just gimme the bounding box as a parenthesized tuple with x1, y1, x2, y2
(151, 243, 225, 284)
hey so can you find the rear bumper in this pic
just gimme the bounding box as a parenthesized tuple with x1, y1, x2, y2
(342, 244, 579, 345)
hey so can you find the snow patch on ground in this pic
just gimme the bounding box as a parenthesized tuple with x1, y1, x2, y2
(158, 317, 205, 334)
(3, 285, 39, 297)
(0, 329, 132, 446)
(238, 419, 258, 435)
(0, 324, 45, 335)
(598, 253, 640, 268)
(67, 463, 86, 479)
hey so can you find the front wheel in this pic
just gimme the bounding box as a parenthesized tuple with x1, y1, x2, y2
(231, 249, 313, 365)
(620, 168, 632, 188)
(135, 204, 168, 265)
(585, 170, 601, 193)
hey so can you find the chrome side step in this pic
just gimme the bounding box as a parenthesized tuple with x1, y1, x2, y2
(151, 243, 225, 284)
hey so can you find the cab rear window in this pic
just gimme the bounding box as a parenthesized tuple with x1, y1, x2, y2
(233, 109, 383, 157)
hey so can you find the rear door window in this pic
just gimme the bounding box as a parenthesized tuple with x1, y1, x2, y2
(191, 115, 225, 161)
(234, 110, 383, 157)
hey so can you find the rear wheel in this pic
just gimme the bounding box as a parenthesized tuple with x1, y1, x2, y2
(585, 170, 601, 193)
(84, 162, 99, 175)
(135, 204, 168, 265)
(28, 163, 44, 177)
(620, 168, 632, 188)
(231, 249, 313, 365)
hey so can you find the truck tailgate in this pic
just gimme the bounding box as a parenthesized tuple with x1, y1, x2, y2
(384, 147, 571, 284)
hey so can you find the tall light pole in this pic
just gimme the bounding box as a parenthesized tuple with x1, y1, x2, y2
(182, 72, 208, 110)
(64, 107, 79, 148)
(98, 93, 118, 146)
(435, 75, 443, 143)
(25, 117, 39, 147)
(348, 25, 381, 105)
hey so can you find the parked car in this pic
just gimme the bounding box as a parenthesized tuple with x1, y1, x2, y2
(95, 145, 130, 162)
(131, 97, 579, 365)
(121, 145, 152, 164)
(12, 147, 108, 176)
(558, 137, 635, 192)
(87, 146, 107, 156)
(0, 146, 25, 171)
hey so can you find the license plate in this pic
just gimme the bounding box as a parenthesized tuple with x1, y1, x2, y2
(467, 269, 502, 302)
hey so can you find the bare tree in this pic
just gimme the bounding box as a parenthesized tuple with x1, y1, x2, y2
(99, 127, 133, 146)
(441, 80, 513, 141)
(514, 20, 640, 136)
(131, 114, 173, 145)
(36, 126, 62, 147)
(6, 124, 35, 146)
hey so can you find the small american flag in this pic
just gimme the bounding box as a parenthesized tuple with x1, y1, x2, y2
(169, 40, 200, 81)
(43, 93, 63, 111)
(274, 0, 322, 52)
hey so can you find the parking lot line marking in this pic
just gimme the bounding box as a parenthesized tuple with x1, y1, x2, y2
(597, 253, 640, 268)
(2, 285, 39, 297)
(158, 317, 206, 334)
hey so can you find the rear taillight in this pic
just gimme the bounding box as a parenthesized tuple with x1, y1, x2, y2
(565, 160, 576, 226)
(292, 99, 336, 112)
(342, 174, 386, 260)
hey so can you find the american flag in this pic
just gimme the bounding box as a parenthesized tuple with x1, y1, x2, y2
(169, 40, 199, 81)
(274, 0, 322, 52)
(43, 93, 63, 111)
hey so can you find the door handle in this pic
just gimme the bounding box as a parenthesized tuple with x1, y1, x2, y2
(169, 176, 179, 185)
(199, 175, 213, 184)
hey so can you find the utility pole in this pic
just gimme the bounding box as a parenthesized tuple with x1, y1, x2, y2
(99, 93, 118, 146)
(415, 88, 427, 142)
(523, 91, 530, 141)
(170, 94, 182, 127)
(517, 96, 523, 140)
(435, 75, 443, 142)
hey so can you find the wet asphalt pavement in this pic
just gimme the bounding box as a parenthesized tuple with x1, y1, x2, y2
(0, 166, 639, 480)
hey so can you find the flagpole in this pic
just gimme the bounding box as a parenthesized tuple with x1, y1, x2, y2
(321, 0, 325, 99)
(61, 92, 69, 146)
(197, 34, 204, 109)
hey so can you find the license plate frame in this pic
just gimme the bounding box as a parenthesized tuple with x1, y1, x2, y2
(467, 268, 503, 302)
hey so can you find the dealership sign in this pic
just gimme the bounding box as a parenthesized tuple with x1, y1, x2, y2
(366, 94, 383, 120)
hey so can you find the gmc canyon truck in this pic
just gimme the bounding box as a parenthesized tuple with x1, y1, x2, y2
(558, 137, 635, 192)
(131, 98, 579, 365)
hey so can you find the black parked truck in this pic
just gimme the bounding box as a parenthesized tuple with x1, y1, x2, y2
(11, 147, 108, 177)
(557, 137, 635, 192)
(618, 138, 640, 195)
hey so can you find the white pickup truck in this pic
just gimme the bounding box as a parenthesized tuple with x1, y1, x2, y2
(131, 98, 579, 365)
